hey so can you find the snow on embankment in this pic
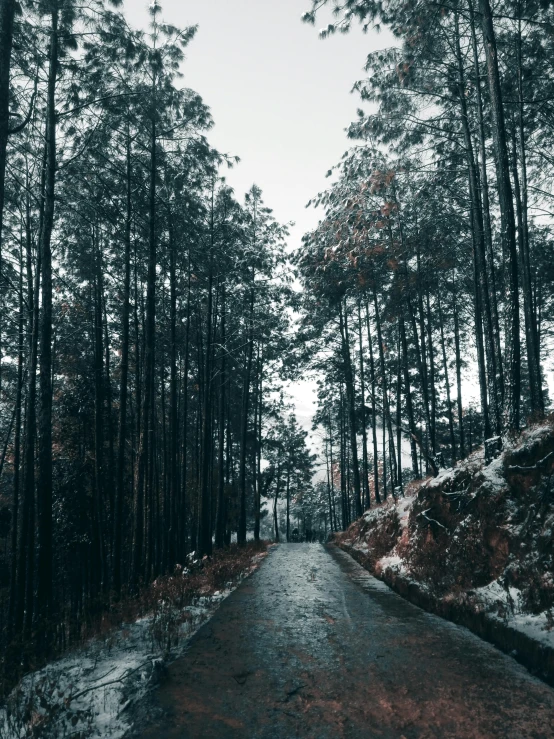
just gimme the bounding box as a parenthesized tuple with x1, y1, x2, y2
(0, 546, 269, 739)
(337, 421, 554, 684)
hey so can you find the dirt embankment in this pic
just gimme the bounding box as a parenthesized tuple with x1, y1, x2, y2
(336, 421, 554, 684)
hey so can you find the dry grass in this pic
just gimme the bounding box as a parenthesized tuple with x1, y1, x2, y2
(1, 541, 269, 700)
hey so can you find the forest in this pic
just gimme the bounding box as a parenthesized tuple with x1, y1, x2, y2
(1, 0, 554, 720)
(299, 0, 554, 527)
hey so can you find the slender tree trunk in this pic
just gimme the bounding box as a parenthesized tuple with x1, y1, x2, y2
(399, 316, 420, 478)
(198, 243, 214, 557)
(273, 465, 280, 542)
(238, 289, 254, 545)
(438, 295, 457, 463)
(515, 16, 542, 408)
(132, 105, 157, 584)
(113, 135, 132, 597)
(285, 462, 291, 541)
(8, 241, 24, 630)
(396, 326, 403, 494)
(357, 302, 370, 509)
(339, 300, 362, 518)
(511, 127, 542, 415)
(0, 0, 16, 249)
(180, 269, 191, 561)
(425, 290, 436, 455)
(365, 301, 381, 504)
(165, 219, 178, 568)
(253, 343, 262, 541)
(415, 246, 433, 450)
(469, 0, 504, 400)
(328, 411, 338, 529)
(100, 281, 114, 535)
(339, 384, 348, 527)
(16, 180, 40, 638)
(453, 297, 466, 458)
(215, 286, 226, 549)
(93, 232, 106, 594)
(373, 285, 397, 487)
(479, 0, 521, 430)
(36, 3, 59, 642)
(382, 404, 387, 499)
(455, 11, 500, 434)
(471, 229, 491, 441)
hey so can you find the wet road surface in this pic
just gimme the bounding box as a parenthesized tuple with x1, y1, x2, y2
(137, 544, 554, 738)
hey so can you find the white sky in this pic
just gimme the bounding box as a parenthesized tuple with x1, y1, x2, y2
(123, 0, 395, 438)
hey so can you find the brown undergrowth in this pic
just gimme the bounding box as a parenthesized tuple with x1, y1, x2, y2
(1, 541, 269, 701)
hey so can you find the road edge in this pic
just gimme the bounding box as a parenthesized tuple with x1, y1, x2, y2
(336, 542, 554, 688)
(122, 543, 277, 738)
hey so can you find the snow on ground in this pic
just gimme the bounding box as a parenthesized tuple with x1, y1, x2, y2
(472, 579, 554, 648)
(395, 494, 415, 530)
(473, 579, 523, 614)
(510, 612, 554, 649)
(361, 493, 414, 528)
(0, 595, 225, 738)
(377, 554, 403, 571)
(0, 559, 266, 739)
(341, 422, 554, 656)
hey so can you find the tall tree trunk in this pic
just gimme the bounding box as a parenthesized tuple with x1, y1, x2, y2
(180, 269, 191, 561)
(339, 384, 348, 527)
(328, 411, 338, 529)
(113, 134, 132, 597)
(238, 290, 254, 545)
(285, 462, 291, 540)
(471, 229, 491, 441)
(455, 11, 500, 434)
(102, 290, 114, 529)
(396, 326, 403, 494)
(254, 344, 262, 542)
(453, 296, 466, 458)
(438, 295, 457, 463)
(8, 240, 24, 631)
(468, 0, 504, 401)
(515, 16, 542, 408)
(132, 104, 157, 585)
(16, 178, 40, 638)
(399, 316, 420, 478)
(273, 464, 281, 542)
(415, 246, 433, 450)
(198, 243, 214, 557)
(365, 301, 381, 504)
(373, 285, 397, 486)
(510, 127, 541, 416)
(93, 232, 106, 594)
(167, 218, 179, 567)
(338, 299, 362, 518)
(0, 0, 16, 248)
(357, 302, 370, 509)
(37, 2, 59, 642)
(215, 285, 226, 549)
(479, 0, 521, 430)
(425, 290, 436, 455)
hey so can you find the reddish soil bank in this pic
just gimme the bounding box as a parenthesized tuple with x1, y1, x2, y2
(335, 422, 554, 686)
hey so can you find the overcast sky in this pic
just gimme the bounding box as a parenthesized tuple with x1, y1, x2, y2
(123, 0, 393, 239)
(123, 0, 393, 438)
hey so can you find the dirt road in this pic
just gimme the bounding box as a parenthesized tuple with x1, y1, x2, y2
(135, 544, 554, 738)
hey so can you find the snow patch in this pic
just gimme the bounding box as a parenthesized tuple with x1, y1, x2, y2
(0, 553, 266, 738)
(0, 595, 224, 738)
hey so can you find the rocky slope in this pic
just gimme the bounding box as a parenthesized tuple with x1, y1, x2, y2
(336, 420, 554, 682)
